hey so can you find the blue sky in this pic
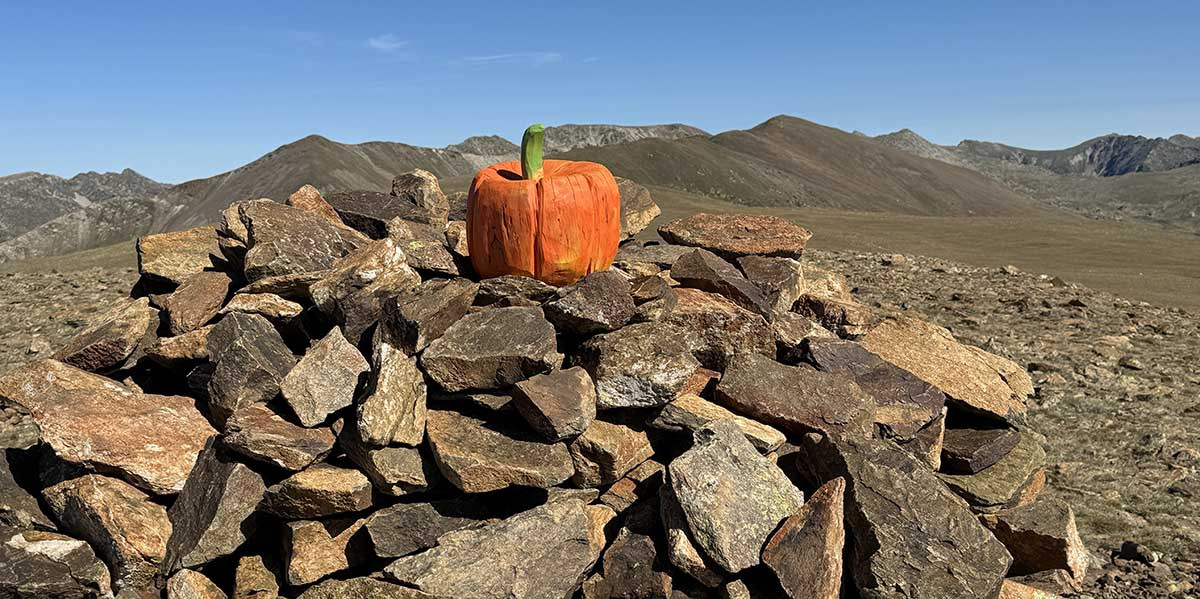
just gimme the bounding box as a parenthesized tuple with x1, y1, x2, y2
(2, 1, 1197, 183)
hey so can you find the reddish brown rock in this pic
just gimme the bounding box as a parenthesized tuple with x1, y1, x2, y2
(658, 213, 812, 259)
(761, 477, 845, 598)
(162, 271, 233, 335)
(206, 312, 297, 425)
(980, 499, 1089, 585)
(167, 569, 227, 599)
(262, 463, 373, 518)
(219, 293, 304, 321)
(426, 408, 574, 493)
(0, 359, 215, 495)
(280, 328, 368, 427)
(43, 474, 171, 593)
(512, 366, 597, 441)
(137, 225, 221, 285)
(861, 316, 1032, 422)
(223, 404, 336, 471)
(794, 294, 877, 337)
(663, 288, 774, 371)
(240, 200, 368, 282)
(715, 352, 876, 440)
(568, 419, 654, 488)
(420, 307, 561, 393)
(53, 297, 157, 373)
(284, 518, 368, 586)
(146, 326, 212, 370)
(287, 184, 345, 227)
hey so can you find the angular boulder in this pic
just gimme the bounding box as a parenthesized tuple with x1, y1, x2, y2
(737, 255, 805, 315)
(167, 569, 227, 599)
(387, 219, 459, 276)
(425, 408, 574, 493)
(544, 271, 637, 336)
(337, 422, 431, 497)
(262, 464, 373, 519)
(475, 274, 557, 307)
(284, 518, 368, 586)
(355, 334, 426, 447)
(616, 177, 660, 239)
(980, 499, 1089, 585)
(206, 312, 297, 425)
(219, 293, 304, 321)
(761, 477, 845, 599)
(1, 449, 53, 529)
(286, 184, 345, 227)
(53, 297, 157, 373)
(860, 316, 1032, 422)
(670, 249, 773, 320)
(794, 434, 1012, 599)
(162, 271, 233, 335)
(164, 438, 267, 572)
(390, 169, 450, 227)
(43, 474, 171, 593)
(650, 393, 785, 453)
(381, 277, 478, 354)
(136, 225, 221, 285)
(297, 577, 441, 599)
(658, 213, 812, 259)
(222, 404, 336, 471)
(421, 307, 561, 392)
(714, 352, 876, 440)
(576, 322, 700, 409)
(667, 420, 804, 573)
(366, 498, 488, 559)
(233, 554, 280, 599)
(240, 200, 367, 282)
(0, 527, 112, 598)
(280, 328, 368, 427)
(0, 359, 215, 495)
(938, 432, 1046, 513)
(662, 288, 774, 371)
(384, 499, 612, 599)
(309, 238, 422, 344)
(568, 419, 654, 488)
(941, 426, 1022, 474)
(512, 366, 597, 441)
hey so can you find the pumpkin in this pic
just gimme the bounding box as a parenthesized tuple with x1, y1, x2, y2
(467, 124, 620, 286)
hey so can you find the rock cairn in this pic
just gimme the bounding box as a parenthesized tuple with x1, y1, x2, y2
(0, 171, 1089, 599)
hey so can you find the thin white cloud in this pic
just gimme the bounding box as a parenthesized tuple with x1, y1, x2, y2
(367, 34, 408, 53)
(460, 51, 563, 66)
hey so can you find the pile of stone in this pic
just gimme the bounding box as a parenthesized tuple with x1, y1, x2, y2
(0, 170, 1088, 599)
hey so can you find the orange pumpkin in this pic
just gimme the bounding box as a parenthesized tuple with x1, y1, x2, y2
(467, 124, 620, 286)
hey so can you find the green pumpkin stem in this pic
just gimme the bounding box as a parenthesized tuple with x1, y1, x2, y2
(521, 123, 545, 181)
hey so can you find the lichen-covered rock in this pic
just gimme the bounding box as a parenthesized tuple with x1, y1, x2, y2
(381, 278, 478, 354)
(421, 307, 561, 392)
(164, 438, 266, 572)
(544, 271, 637, 336)
(219, 293, 303, 321)
(390, 169, 450, 227)
(167, 569, 227, 599)
(650, 393, 785, 453)
(616, 177, 660, 240)
(43, 474, 171, 594)
(262, 463, 373, 519)
(658, 213, 812, 260)
(384, 499, 612, 599)
(355, 332, 426, 446)
(662, 288, 774, 371)
(938, 432, 1046, 513)
(576, 322, 700, 409)
(671, 249, 773, 320)
(667, 420, 804, 573)
(512, 366, 597, 441)
(286, 184, 345, 228)
(761, 477, 845, 599)
(715, 352, 876, 440)
(793, 434, 1012, 599)
(426, 408, 574, 493)
(53, 297, 157, 373)
(223, 404, 336, 471)
(981, 499, 1089, 586)
(0, 527, 113, 598)
(137, 225, 221, 285)
(737, 255, 805, 315)
(162, 271, 233, 335)
(0, 359, 215, 495)
(297, 577, 442, 599)
(206, 312, 297, 426)
(568, 419, 654, 488)
(308, 238, 422, 344)
(628, 275, 678, 323)
(280, 328, 368, 427)
(284, 518, 368, 586)
(336, 421, 431, 497)
(233, 554, 279, 599)
(860, 315, 1032, 422)
(240, 200, 367, 282)
(387, 220, 459, 276)
(475, 274, 557, 307)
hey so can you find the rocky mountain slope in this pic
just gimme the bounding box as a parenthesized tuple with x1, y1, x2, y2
(0, 168, 166, 242)
(0, 174, 1195, 597)
(561, 116, 1040, 216)
(873, 129, 1200, 233)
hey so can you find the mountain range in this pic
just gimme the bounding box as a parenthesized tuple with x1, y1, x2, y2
(1, 118, 1196, 263)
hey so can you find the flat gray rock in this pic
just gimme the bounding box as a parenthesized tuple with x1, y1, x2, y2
(668, 419, 804, 573)
(421, 307, 561, 392)
(384, 498, 612, 599)
(281, 328, 368, 427)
